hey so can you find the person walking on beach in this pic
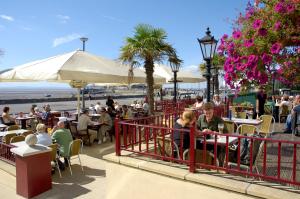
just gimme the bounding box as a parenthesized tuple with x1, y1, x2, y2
(106, 96, 115, 110)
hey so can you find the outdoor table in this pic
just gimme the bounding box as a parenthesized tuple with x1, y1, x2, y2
(0, 124, 7, 130)
(10, 141, 26, 147)
(0, 129, 30, 137)
(206, 135, 238, 145)
(15, 116, 35, 129)
(223, 117, 262, 126)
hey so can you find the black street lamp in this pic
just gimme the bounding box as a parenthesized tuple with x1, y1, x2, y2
(170, 62, 180, 104)
(198, 27, 218, 102)
(271, 66, 276, 95)
(80, 37, 88, 109)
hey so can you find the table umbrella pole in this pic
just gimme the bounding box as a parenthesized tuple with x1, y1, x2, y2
(77, 88, 81, 117)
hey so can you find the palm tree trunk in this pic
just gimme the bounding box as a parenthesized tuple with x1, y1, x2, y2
(145, 60, 155, 115)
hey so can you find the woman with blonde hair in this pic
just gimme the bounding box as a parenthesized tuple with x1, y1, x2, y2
(36, 123, 52, 146)
(173, 110, 196, 151)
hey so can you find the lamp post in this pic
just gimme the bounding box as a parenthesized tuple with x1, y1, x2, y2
(170, 62, 180, 104)
(197, 28, 218, 102)
(271, 66, 276, 95)
(80, 37, 88, 109)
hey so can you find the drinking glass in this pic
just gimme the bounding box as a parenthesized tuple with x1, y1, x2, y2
(218, 123, 224, 134)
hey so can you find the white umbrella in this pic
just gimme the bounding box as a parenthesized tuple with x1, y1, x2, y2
(0, 50, 166, 112)
(0, 50, 165, 84)
(153, 64, 205, 83)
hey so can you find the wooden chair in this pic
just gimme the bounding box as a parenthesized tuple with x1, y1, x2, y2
(69, 122, 91, 146)
(10, 135, 25, 143)
(259, 115, 275, 137)
(48, 143, 62, 178)
(7, 125, 20, 131)
(67, 139, 83, 175)
(2, 133, 17, 144)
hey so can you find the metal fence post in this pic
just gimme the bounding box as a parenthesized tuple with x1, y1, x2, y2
(189, 126, 195, 173)
(115, 118, 121, 156)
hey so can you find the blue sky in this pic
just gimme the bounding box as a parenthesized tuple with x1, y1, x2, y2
(0, 0, 247, 87)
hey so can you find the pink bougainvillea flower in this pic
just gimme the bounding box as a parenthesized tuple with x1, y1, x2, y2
(286, 4, 295, 13)
(252, 19, 262, 29)
(232, 30, 242, 39)
(274, 2, 286, 13)
(261, 53, 272, 64)
(244, 38, 254, 47)
(270, 43, 281, 54)
(274, 21, 281, 30)
(258, 28, 268, 36)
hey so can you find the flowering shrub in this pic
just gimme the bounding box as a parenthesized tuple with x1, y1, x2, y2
(218, 0, 299, 90)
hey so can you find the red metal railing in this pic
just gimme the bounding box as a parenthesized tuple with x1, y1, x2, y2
(0, 143, 16, 165)
(115, 119, 300, 187)
(154, 99, 196, 112)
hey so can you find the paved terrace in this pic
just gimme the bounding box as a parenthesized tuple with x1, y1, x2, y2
(0, 123, 299, 198)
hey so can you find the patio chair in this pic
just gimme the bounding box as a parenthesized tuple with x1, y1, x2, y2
(224, 120, 237, 134)
(279, 104, 289, 123)
(228, 138, 264, 177)
(237, 112, 247, 119)
(236, 124, 258, 135)
(22, 130, 33, 137)
(7, 125, 20, 131)
(259, 115, 275, 137)
(48, 143, 62, 178)
(10, 135, 25, 143)
(69, 122, 91, 146)
(2, 133, 17, 144)
(183, 149, 218, 166)
(156, 135, 181, 159)
(66, 139, 83, 175)
(264, 104, 273, 115)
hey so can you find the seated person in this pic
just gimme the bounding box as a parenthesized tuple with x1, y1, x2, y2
(213, 95, 223, 107)
(285, 95, 300, 134)
(41, 105, 51, 121)
(142, 101, 150, 115)
(2, 106, 16, 125)
(51, 121, 73, 167)
(130, 100, 138, 109)
(121, 105, 133, 120)
(36, 123, 52, 146)
(98, 107, 113, 144)
(77, 109, 97, 144)
(193, 96, 204, 109)
(196, 102, 226, 134)
(173, 110, 196, 152)
(94, 102, 102, 114)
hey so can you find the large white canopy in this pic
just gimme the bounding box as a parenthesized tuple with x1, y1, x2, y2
(0, 50, 165, 84)
(153, 64, 205, 83)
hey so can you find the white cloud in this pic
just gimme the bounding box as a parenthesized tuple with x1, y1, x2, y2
(52, 33, 82, 47)
(56, 14, 70, 24)
(102, 15, 123, 23)
(21, 26, 32, 31)
(0, 15, 14, 21)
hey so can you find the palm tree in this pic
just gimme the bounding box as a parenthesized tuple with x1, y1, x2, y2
(120, 24, 181, 115)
